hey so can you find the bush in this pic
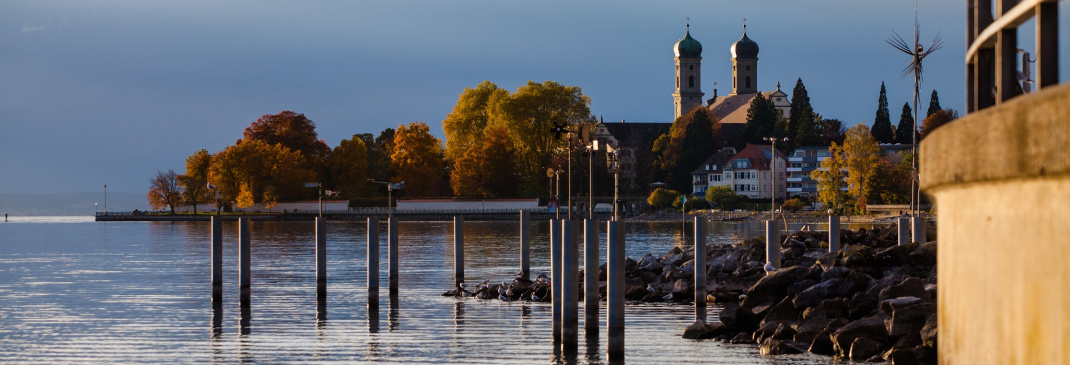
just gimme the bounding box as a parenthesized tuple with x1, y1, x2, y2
(673, 194, 708, 211)
(647, 188, 681, 210)
(782, 198, 805, 212)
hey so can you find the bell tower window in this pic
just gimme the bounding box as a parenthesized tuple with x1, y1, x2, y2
(746, 76, 751, 89)
(688, 76, 694, 88)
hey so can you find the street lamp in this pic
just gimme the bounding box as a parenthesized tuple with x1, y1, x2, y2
(606, 143, 621, 221)
(207, 183, 221, 215)
(369, 179, 404, 221)
(763, 136, 788, 220)
(305, 182, 324, 218)
(95, 202, 99, 215)
(586, 139, 599, 219)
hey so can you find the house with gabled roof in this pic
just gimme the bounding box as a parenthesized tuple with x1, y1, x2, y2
(705, 143, 787, 200)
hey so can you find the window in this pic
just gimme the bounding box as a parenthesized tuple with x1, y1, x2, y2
(746, 76, 751, 89)
(677, 77, 680, 88)
(689, 65, 693, 70)
(688, 76, 694, 88)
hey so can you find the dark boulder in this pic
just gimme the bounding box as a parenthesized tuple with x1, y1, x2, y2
(728, 331, 753, 344)
(831, 317, 890, 358)
(880, 296, 925, 315)
(719, 302, 758, 333)
(759, 338, 807, 355)
(760, 297, 798, 327)
(920, 313, 937, 348)
(879, 277, 930, 302)
(793, 278, 842, 308)
(808, 318, 849, 355)
(848, 284, 884, 320)
(849, 337, 884, 361)
(682, 321, 725, 340)
(741, 266, 810, 308)
(794, 299, 848, 344)
(836, 270, 873, 298)
(786, 279, 820, 297)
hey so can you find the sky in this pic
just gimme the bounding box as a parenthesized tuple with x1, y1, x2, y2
(2, 0, 1068, 195)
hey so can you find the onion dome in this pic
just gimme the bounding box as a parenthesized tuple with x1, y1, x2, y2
(730, 26, 759, 59)
(674, 25, 702, 58)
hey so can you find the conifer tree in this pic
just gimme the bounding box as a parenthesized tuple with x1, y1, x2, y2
(788, 78, 814, 150)
(871, 82, 896, 143)
(926, 90, 942, 120)
(896, 102, 916, 145)
(741, 92, 779, 149)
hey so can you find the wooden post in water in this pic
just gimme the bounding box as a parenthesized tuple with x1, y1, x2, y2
(694, 216, 707, 323)
(453, 216, 464, 289)
(239, 217, 251, 299)
(367, 218, 380, 305)
(316, 217, 327, 298)
(606, 220, 625, 361)
(766, 220, 780, 270)
(388, 216, 399, 296)
(562, 219, 579, 350)
(550, 219, 561, 343)
(828, 215, 841, 252)
(519, 210, 530, 280)
(898, 216, 909, 246)
(583, 218, 599, 335)
(211, 216, 223, 300)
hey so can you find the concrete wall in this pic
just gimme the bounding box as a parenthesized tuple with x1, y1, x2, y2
(920, 83, 1069, 364)
(395, 199, 539, 210)
(175, 200, 349, 213)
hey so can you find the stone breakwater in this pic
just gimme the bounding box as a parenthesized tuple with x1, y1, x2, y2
(443, 225, 937, 363)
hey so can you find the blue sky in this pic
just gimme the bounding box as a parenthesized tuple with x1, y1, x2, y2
(2, 1, 1067, 194)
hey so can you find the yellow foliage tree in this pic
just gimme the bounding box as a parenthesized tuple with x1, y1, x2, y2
(449, 126, 519, 197)
(391, 122, 446, 197)
(811, 142, 849, 213)
(842, 124, 881, 211)
(442, 81, 507, 163)
(208, 139, 314, 208)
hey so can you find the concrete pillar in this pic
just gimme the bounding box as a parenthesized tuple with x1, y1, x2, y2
(550, 219, 561, 343)
(606, 220, 625, 362)
(828, 215, 841, 252)
(211, 216, 222, 300)
(765, 220, 780, 270)
(693, 216, 707, 323)
(388, 216, 398, 295)
(562, 219, 579, 350)
(583, 218, 599, 335)
(898, 216, 910, 246)
(520, 210, 530, 280)
(316, 217, 326, 297)
(239, 217, 251, 298)
(367, 217, 379, 295)
(1035, 2, 1059, 88)
(912, 216, 926, 244)
(453, 216, 464, 289)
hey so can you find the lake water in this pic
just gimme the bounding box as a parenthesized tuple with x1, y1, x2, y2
(0, 216, 838, 364)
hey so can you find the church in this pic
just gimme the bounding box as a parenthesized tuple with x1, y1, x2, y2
(673, 23, 790, 145)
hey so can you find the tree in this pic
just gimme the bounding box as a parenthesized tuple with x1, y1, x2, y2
(325, 134, 370, 198)
(368, 128, 396, 187)
(741, 92, 781, 149)
(647, 188, 681, 210)
(872, 82, 896, 143)
(843, 124, 881, 212)
(391, 122, 447, 197)
(487, 80, 593, 196)
(208, 139, 315, 208)
(819, 117, 847, 146)
(895, 102, 916, 145)
(789, 78, 820, 149)
(243, 111, 331, 172)
(926, 90, 942, 120)
(442, 81, 508, 163)
(652, 107, 721, 192)
(811, 142, 849, 213)
(866, 152, 912, 205)
(921, 109, 958, 139)
(148, 170, 183, 213)
(450, 126, 520, 197)
(177, 149, 213, 213)
(705, 185, 737, 211)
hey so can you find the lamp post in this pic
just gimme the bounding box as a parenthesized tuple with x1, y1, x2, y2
(369, 180, 404, 221)
(306, 182, 323, 218)
(606, 144, 620, 221)
(586, 139, 599, 219)
(95, 202, 99, 215)
(207, 183, 221, 215)
(103, 184, 107, 214)
(763, 137, 788, 220)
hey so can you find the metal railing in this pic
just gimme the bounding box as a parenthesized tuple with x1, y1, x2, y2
(966, 0, 1060, 112)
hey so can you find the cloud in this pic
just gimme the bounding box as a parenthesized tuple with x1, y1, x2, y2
(20, 24, 46, 33)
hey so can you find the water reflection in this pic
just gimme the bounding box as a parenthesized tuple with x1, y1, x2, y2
(211, 296, 223, 338)
(584, 332, 601, 365)
(316, 292, 327, 330)
(453, 301, 464, 330)
(367, 291, 380, 333)
(388, 293, 399, 331)
(239, 296, 251, 336)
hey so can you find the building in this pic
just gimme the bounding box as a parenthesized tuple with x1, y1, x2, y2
(690, 148, 737, 195)
(673, 24, 705, 119)
(704, 143, 786, 199)
(786, 146, 832, 199)
(704, 25, 790, 125)
(591, 121, 672, 195)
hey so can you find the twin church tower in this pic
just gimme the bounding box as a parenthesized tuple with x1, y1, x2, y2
(673, 23, 761, 119)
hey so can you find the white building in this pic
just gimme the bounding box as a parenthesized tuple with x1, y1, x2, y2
(706, 143, 787, 199)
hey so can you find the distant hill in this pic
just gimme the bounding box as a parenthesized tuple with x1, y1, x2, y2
(0, 192, 149, 216)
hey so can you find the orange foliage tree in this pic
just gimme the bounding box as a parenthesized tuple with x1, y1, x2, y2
(391, 122, 447, 197)
(208, 139, 314, 208)
(450, 126, 519, 197)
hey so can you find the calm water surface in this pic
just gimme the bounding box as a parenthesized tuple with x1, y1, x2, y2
(0, 217, 841, 364)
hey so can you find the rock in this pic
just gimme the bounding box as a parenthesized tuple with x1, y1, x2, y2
(840, 244, 874, 267)
(760, 297, 797, 327)
(880, 296, 925, 315)
(679, 259, 695, 276)
(794, 299, 847, 344)
(831, 317, 890, 358)
(848, 284, 883, 320)
(759, 338, 806, 355)
(660, 246, 686, 266)
(849, 337, 884, 361)
(808, 318, 849, 355)
(879, 277, 930, 302)
(728, 331, 753, 344)
(803, 298, 848, 321)
(793, 278, 842, 308)
(719, 302, 758, 333)
(874, 243, 914, 267)
(625, 286, 648, 300)
(637, 253, 663, 272)
(906, 243, 936, 269)
(920, 313, 937, 348)
(924, 284, 937, 300)
(820, 266, 850, 281)
(672, 278, 691, 294)
(741, 266, 810, 308)
(836, 270, 873, 298)
(682, 321, 724, 340)
(786, 279, 819, 297)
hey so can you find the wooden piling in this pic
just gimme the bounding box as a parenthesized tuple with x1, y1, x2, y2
(694, 216, 707, 323)
(828, 215, 841, 252)
(583, 218, 599, 335)
(606, 220, 625, 361)
(316, 217, 327, 297)
(239, 217, 251, 298)
(550, 219, 561, 343)
(562, 219, 579, 350)
(368, 217, 380, 294)
(388, 216, 399, 295)
(453, 216, 464, 289)
(211, 216, 222, 300)
(520, 210, 530, 280)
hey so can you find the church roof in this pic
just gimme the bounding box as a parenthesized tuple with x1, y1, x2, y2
(730, 26, 759, 59)
(674, 28, 702, 58)
(706, 90, 788, 124)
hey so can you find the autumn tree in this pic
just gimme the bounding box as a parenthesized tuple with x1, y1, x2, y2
(442, 81, 508, 163)
(148, 170, 183, 213)
(866, 152, 912, 204)
(208, 139, 314, 208)
(740, 92, 781, 149)
(811, 142, 849, 213)
(647, 188, 681, 210)
(450, 126, 520, 197)
(325, 134, 370, 198)
(243, 111, 331, 172)
(705, 185, 737, 211)
(921, 109, 958, 139)
(391, 122, 447, 197)
(652, 107, 721, 192)
(895, 102, 917, 145)
(177, 149, 213, 213)
(872, 82, 896, 143)
(843, 124, 881, 212)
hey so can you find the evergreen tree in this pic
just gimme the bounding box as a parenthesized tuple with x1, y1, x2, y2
(789, 78, 816, 150)
(871, 82, 896, 143)
(926, 90, 942, 120)
(741, 92, 779, 149)
(652, 107, 721, 192)
(896, 102, 916, 145)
